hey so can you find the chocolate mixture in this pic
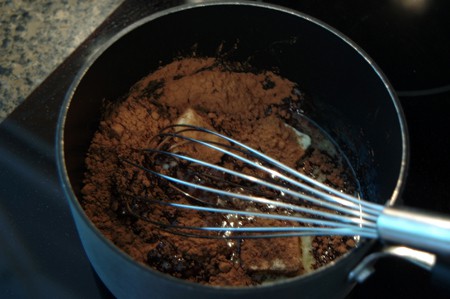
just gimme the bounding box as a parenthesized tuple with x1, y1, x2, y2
(81, 57, 357, 286)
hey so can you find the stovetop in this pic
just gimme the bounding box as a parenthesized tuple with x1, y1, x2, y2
(1, 0, 449, 298)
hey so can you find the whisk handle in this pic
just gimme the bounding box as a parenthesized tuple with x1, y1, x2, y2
(377, 207, 450, 254)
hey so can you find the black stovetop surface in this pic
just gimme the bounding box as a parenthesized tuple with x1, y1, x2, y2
(1, 1, 449, 298)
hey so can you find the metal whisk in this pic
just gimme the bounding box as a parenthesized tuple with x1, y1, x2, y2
(124, 124, 450, 255)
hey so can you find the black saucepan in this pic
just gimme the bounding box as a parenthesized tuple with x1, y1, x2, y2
(57, 2, 409, 298)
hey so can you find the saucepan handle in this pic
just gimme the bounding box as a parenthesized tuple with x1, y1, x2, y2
(431, 255, 450, 292)
(350, 206, 450, 291)
(377, 206, 450, 254)
(349, 245, 450, 293)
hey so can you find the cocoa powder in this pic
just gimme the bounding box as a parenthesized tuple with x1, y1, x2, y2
(81, 57, 356, 286)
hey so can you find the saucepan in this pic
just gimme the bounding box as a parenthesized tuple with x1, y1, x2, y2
(56, 2, 447, 298)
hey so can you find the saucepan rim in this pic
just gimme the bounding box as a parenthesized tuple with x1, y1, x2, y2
(56, 0, 409, 292)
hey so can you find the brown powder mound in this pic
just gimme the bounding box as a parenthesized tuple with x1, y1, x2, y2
(133, 57, 296, 119)
(81, 57, 356, 286)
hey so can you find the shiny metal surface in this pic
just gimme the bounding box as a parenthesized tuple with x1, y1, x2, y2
(377, 207, 450, 254)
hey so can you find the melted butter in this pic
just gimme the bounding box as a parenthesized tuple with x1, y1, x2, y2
(284, 123, 311, 150)
(300, 236, 315, 273)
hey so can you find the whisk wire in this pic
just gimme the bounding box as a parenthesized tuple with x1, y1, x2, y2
(147, 125, 382, 218)
(122, 124, 386, 240)
(159, 125, 382, 214)
(128, 149, 378, 228)
(128, 196, 378, 239)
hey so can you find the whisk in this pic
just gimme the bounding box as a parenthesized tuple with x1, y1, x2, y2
(124, 124, 450, 255)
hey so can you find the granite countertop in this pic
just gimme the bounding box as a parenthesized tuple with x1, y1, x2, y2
(0, 0, 124, 122)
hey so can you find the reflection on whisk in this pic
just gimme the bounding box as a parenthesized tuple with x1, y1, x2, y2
(122, 125, 450, 255)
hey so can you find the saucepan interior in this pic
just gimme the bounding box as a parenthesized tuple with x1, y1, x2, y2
(58, 2, 408, 299)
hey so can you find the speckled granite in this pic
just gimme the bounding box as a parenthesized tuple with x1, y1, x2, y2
(0, 0, 124, 122)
